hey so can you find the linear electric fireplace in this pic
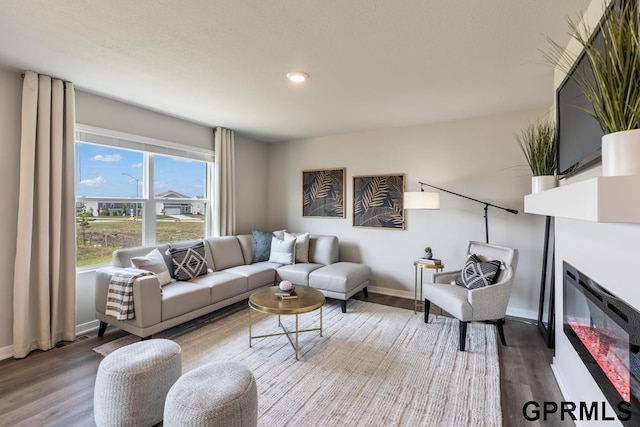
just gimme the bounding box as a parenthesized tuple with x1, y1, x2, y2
(563, 262, 640, 422)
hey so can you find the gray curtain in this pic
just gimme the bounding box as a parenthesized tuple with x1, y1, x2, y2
(213, 127, 236, 236)
(13, 71, 76, 358)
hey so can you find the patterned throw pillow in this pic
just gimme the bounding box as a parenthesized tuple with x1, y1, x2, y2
(168, 241, 208, 281)
(252, 230, 276, 262)
(455, 254, 501, 290)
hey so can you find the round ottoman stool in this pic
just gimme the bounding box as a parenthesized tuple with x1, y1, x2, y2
(94, 338, 182, 427)
(163, 361, 258, 426)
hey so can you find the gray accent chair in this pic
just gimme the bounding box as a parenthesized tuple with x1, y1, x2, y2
(423, 241, 518, 351)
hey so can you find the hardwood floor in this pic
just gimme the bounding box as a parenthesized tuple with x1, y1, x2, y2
(0, 293, 571, 427)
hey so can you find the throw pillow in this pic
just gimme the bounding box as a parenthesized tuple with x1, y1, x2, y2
(455, 254, 501, 290)
(268, 236, 296, 264)
(284, 231, 310, 263)
(168, 241, 209, 281)
(130, 248, 172, 286)
(252, 230, 283, 262)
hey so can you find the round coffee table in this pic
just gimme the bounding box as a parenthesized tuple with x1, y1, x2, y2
(248, 286, 325, 360)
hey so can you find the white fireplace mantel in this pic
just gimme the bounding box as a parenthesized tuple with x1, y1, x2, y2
(524, 175, 640, 223)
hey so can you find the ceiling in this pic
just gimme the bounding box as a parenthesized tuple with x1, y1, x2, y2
(0, 0, 592, 142)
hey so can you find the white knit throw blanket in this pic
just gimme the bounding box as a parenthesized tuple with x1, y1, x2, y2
(105, 269, 153, 320)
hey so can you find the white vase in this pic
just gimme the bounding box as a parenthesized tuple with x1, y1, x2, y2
(531, 176, 557, 194)
(602, 129, 640, 176)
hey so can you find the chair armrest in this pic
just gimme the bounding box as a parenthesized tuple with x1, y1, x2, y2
(468, 282, 512, 321)
(95, 267, 162, 328)
(432, 270, 461, 284)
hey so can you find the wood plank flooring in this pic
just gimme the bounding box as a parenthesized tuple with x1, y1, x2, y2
(0, 293, 571, 427)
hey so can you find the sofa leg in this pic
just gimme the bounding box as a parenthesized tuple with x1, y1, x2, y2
(497, 318, 507, 346)
(424, 299, 431, 323)
(340, 300, 347, 313)
(98, 321, 108, 337)
(459, 321, 468, 351)
(362, 287, 369, 298)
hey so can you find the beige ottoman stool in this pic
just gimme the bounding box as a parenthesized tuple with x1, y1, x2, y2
(309, 262, 371, 312)
(94, 338, 182, 427)
(163, 361, 258, 427)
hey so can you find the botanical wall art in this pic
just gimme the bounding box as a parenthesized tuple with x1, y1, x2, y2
(302, 168, 345, 218)
(353, 174, 405, 229)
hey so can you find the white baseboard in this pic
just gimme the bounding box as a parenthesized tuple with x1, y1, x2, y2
(506, 307, 538, 321)
(0, 344, 13, 360)
(369, 285, 538, 321)
(368, 285, 415, 300)
(76, 319, 99, 337)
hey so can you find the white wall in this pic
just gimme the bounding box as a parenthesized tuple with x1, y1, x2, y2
(267, 109, 548, 318)
(235, 133, 270, 233)
(0, 67, 22, 357)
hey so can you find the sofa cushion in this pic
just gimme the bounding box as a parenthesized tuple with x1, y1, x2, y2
(160, 281, 211, 321)
(309, 262, 371, 293)
(189, 272, 248, 303)
(130, 248, 172, 286)
(277, 263, 324, 286)
(308, 235, 339, 265)
(168, 241, 209, 281)
(268, 236, 296, 264)
(206, 236, 245, 271)
(285, 232, 310, 263)
(224, 263, 277, 290)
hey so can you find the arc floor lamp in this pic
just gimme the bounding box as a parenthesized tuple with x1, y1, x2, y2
(404, 181, 518, 243)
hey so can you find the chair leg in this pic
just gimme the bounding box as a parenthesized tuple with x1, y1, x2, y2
(362, 287, 369, 298)
(424, 299, 431, 323)
(340, 300, 347, 313)
(459, 321, 468, 351)
(497, 318, 507, 346)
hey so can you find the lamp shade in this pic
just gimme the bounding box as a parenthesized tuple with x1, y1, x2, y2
(403, 192, 440, 210)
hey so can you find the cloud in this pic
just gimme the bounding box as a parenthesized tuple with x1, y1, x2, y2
(91, 154, 121, 162)
(80, 176, 106, 187)
(131, 162, 142, 168)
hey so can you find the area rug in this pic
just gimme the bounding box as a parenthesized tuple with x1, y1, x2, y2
(94, 300, 502, 426)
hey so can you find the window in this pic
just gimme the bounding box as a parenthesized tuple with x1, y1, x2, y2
(75, 127, 213, 267)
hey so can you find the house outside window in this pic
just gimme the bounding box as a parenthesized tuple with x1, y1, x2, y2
(75, 126, 213, 267)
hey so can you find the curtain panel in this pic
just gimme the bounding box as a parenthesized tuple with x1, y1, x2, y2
(13, 71, 76, 358)
(213, 127, 236, 236)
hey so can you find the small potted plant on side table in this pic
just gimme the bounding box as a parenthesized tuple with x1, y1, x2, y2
(423, 246, 433, 260)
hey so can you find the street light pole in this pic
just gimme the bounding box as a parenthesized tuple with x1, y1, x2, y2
(121, 173, 140, 219)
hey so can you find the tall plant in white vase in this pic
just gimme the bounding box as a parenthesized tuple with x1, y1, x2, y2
(516, 120, 558, 193)
(545, 1, 640, 176)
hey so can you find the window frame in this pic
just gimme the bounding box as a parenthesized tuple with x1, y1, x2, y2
(75, 124, 213, 269)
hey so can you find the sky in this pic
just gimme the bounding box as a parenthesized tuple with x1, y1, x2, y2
(75, 143, 206, 198)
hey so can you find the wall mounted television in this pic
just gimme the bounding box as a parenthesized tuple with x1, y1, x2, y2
(556, 1, 618, 178)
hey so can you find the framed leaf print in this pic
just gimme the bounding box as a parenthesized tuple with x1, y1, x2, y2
(302, 168, 345, 218)
(353, 174, 405, 229)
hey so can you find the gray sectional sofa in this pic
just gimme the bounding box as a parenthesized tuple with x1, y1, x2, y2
(95, 233, 371, 338)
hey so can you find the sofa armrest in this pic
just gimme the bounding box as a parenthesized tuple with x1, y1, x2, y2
(95, 267, 163, 328)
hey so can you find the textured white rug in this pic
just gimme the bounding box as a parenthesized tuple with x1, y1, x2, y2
(94, 300, 502, 426)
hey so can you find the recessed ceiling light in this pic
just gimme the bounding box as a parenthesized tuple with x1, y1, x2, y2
(286, 71, 309, 83)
